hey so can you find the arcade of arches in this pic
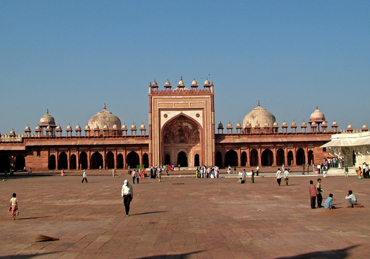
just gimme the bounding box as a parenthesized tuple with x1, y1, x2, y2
(216, 147, 315, 168)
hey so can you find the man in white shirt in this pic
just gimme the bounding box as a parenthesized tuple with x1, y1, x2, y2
(276, 168, 282, 186)
(283, 169, 289, 185)
(121, 179, 134, 216)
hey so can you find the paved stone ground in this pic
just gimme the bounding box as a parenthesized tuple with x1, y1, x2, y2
(1, 173, 370, 259)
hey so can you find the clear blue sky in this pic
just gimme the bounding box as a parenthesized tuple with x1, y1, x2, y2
(1, 1, 369, 135)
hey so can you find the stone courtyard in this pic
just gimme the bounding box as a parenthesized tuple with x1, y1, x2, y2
(1, 172, 370, 259)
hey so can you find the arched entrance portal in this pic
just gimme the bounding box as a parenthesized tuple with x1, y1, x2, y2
(91, 152, 103, 169)
(225, 149, 238, 167)
(296, 148, 305, 165)
(241, 152, 247, 166)
(194, 154, 199, 167)
(117, 154, 123, 169)
(308, 150, 314, 165)
(165, 154, 171, 165)
(127, 151, 139, 168)
(162, 115, 201, 167)
(276, 149, 284, 166)
(49, 155, 56, 170)
(262, 149, 273, 166)
(106, 152, 114, 169)
(58, 152, 68, 170)
(143, 153, 149, 168)
(250, 149, 258, 166)
(70, 154, 76, 170)
(0, 155, 10, 172)
(15, 155, 25, 171)
(288, 151, 294, 166)
(177, 151, 188, 167)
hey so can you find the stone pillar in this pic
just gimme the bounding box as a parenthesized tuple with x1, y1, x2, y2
(284, 148, 288, 166)
(246, 148, 250, 167)
(258, 147, 262, 166)
(77, 150, 80, 170)
(238, 147, 241, 167)
(56, 151, 59, 170)
(103, 151, 106, 169)
(114, 150, 117, 169)
(273, 147, 277, 166)
(293, 147, 297, 166)
(305, 147, 309, 165)
(87, 150, 91, 169)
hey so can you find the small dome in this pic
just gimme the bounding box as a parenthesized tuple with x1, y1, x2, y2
(76, 124, 81, 131)
(311, 121, 317, 127)
(94, 124, 100, 130)
(291, 120, 297, 128)
(113, 124, 118, 130)
(309, 106, 325, 123)
(87, 104, 122, 130)
(191, 79, 198, 87)
(227, 122, 233, 129)
(301, 120, 307, 128)
(35, 125, 41, 132)
(321, 121, 328, 128)
(140, 123, 146, 130)
(347, 124, 353, 131)
(10, 129, 15, 135)
(66, 124, 72, 132)
(164, 80, 171, 88)
(204, 79, 211, 87)
(332, 120, 338, 128)
(131, 123, 137, 130)
(152, 80, 158, 87)
(46, 125, 52, 132)
(264, 121, 270, 128)
(39, 109, 56, 126)
(218, 122, 224, 129)
(362, 123, 368, 131)
(25, 125, 31, 132)
(243, 101, 276, 128)
(178, 76, 185, 87)
(85, 125, 90, 131)
(255, 121, 260, 128)
(122, 123, 128, 131)
(236, 122, 242, 129)
(273, 121, 279, 128)
(56, 125, 62, 132)
(103, 125, 109, 130)
(282, 121, 288, 128)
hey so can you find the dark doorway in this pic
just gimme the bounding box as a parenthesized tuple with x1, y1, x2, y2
(353, 150, 356, 166)
(0, 155, 10, 172)
(15, 155, 25, 171)
(194, 154, 199, 167)
(296, 148, 305, 165)
(225, 149, 238, 167)
(288, 151, 294, 166)
(70, 154, 76, 170)
(117, 154, 123, 169)
(80, 152, 88, 169)
(177, 151, 188, 167)
(58, 152, 68, 170)
(91, 152, 103, 169)
(49, 155, 56, 170)
(308, 150, 314, 165)
(250, 149, 258, 166)
(165, 154, 171, 165)
(143, 153, 149, 168)
(106, 152, 114, 169)
(276, 149, 284, 166)
(127, 151, 139, 168)
(241, 152, 247, 166)
(216, 151, 222, 167)
(262, 149, 273, 166)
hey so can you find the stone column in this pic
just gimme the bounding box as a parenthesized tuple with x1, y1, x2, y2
(246, 148, 250, 167)
(273, 147, 277, 166)
(238, 147, 241, 167)
(258, 147, 262, 166)
(87, 150, 91, 169)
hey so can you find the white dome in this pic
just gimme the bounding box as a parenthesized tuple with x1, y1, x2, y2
(87, 104, 121, 130)
(243, 102, 276, 128)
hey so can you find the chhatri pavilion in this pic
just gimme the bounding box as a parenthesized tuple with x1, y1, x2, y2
(1, 77, 363, 172)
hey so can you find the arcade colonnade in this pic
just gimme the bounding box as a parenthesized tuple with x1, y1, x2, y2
(216, 146, 315, 168)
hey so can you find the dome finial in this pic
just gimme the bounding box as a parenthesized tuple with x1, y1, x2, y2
(316, 106, 318, 109)
(104, 103, 106, 110)
(47, 109, 49, 114)
(258, 100, 260, 107)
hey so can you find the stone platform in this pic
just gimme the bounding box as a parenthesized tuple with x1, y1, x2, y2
(1, 173, 370, 258)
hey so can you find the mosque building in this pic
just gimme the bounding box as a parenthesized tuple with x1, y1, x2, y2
(0, 77, 363, 172)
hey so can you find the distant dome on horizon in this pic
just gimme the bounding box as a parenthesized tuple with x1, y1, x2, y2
(243, 101, 276, 128)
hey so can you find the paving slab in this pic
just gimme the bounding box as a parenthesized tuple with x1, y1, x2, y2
(1, 174, 370, 258)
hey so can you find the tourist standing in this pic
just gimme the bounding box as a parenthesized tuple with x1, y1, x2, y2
(81, 170, 88, 183)
(131, 169, 136, 184)
(275, 168, 282, 186)
(227, 165, 231, 174)
(316, 178, 323, 207)
(251, 170, 255, 183)
(195, 167, 199, 178)
(344, 166, 349, 177)
(8, 193, 18, 220)
(121, 180, 133, 216)
(136, 170, 140, 184)
(283, 168, 289, 186)
(309, 180, 317, 209)
(158, 167, 161, 182)
(256, 165, 259, 176)
(357, 166, 362, 179)
(214, 166, 219, 178)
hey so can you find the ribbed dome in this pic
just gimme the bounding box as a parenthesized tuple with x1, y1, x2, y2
(39, 109, 56, 126)
(309, 106, 325, 123)
(87, 104, 122, 131)
(301, 120, 307, 128)
(243, 101, 276, 128)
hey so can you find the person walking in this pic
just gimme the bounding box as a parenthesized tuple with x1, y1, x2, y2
(121, 180, 133, 216)
(251, 170, 255, 183)
(309, 180, 317, 209)
(276, 168, 282, 186)
(344, 166, 349, 177)
(81, 170, 88, 183)
(283, 168, 289, 185)
(357, 166, 362, 179)
(158, 167, 161, 182)
(316, 178, 323, 207)
(256, 165, 260, 176)
(8, 193, 19, 220)
(131, 169, 136, 184)
(136, 169, 140, 184)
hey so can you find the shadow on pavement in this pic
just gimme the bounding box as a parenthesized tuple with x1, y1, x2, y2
(17, 216, 51, 220)
(134, 250, 205, 259)
(131, 211, 167, 216)
(275, 245, 359, 259)
(0, 251, 60, 258)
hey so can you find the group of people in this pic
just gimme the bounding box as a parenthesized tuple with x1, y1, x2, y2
(131, 168, 144, 184)
(195, 166, 219, 178)
(239, 169, 255, 184)
(309, 178, 363, 210)
(275, 168, 291, 186)
(357, 162, 370, 179)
